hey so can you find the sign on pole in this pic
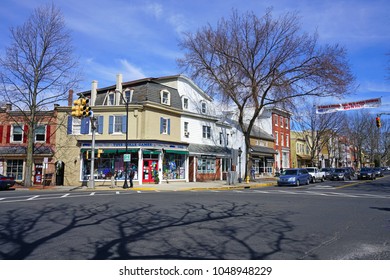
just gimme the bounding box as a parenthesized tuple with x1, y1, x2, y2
(124, 154, 131, 162)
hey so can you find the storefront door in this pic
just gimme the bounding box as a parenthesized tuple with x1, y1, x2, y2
(34, 164, 43, 184)
(143, 160, 158, 183)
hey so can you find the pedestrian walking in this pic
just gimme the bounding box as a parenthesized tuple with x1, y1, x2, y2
(129, 166, 135, 188)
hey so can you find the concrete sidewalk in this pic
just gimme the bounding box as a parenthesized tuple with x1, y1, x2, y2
(14, 178, 277, 192)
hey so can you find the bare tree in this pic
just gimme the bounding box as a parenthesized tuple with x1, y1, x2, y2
(292, 101, 347, 166)
(178, 9, 354, 178)
(0, 3, 80, 187)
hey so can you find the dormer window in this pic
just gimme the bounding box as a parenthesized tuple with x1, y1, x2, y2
(160, 90, 171, 105)
(201, 102, 207, 114)
(125, 89, 132, 103)
(183, 97, 189, 109)
(109, 92, 115, 105)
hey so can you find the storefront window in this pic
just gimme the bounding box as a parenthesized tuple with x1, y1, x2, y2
(82, 151, 138, 181)
(7, 159, 23, 180)
(163, 153, 186, 180)
(221, 158, 231, 172)
(197, 158, 216, 174)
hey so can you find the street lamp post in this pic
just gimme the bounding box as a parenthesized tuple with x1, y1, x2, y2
(238, 147, 242, 183)
(116, 89, 133, 189)
(89, 116, 96, 189)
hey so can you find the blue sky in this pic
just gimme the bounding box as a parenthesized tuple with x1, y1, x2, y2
(1, 0, 389, 114)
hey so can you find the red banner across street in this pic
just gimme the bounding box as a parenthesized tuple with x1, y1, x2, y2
(316, 98, 381, 114)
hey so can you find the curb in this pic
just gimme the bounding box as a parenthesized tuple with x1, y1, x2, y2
(12, 181, 277, 192)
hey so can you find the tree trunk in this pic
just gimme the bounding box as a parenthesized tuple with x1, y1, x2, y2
(24, 122, 34, 188)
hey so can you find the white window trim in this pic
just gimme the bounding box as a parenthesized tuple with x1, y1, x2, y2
(182, 97, 189, 110)
(203, 125, 211, 139)
(275, 132, 279, 146)
(160, 90, 171, 106)
(161, 117, 169, 134)
(35, 125, 46, 142)
(11, 125, 23, 143)
(201, 102, 207, 114)
(113, 115, 123, 134)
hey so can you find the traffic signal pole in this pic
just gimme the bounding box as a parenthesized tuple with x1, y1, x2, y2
(88, 116, 96, 189)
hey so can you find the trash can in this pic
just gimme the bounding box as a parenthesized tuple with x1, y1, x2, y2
(43, 173, 53, 186)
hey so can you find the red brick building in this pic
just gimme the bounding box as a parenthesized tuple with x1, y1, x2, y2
(0, 104, 57, 185)
(272, 108, 292, 171)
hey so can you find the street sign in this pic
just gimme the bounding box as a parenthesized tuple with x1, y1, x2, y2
(124, 154, 131, 162)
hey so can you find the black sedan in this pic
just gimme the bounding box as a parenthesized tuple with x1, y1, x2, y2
(329, 168, 352, 181)
(357, 168, 376, 180)
(373, 167, 384, 177)
(0, 174, 15, 190)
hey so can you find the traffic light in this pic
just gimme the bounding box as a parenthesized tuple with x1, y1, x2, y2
(97, 149, 103, 158)
(376, 116, 381, 128)
(71, 98, 83, 118)
(81, 98, 93, 117)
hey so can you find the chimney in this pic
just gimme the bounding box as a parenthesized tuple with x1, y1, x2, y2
(115, 73, 123, 105)
(91, 80, 98, 106)
(6, 103, 12, 111)
(68, 90, 74, 106)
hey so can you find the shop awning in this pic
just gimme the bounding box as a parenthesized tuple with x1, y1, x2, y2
(80, 148, 139, 154)
(250, 146, 278, 156)
(188, 144, 231, 157)
(165, 149, 189, 155)
(143, 150, 161, 155)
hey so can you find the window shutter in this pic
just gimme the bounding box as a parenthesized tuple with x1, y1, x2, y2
(67, 116, 72, 134)
(6, 125, 11, 143)
(122, 115, 127, 133)
(109, 116, 113, 134)
(160, 117, 163, 134)
(0, 126, 3, 143)
(46, 125, 51, 144)
(167, 119, 171, 135)
(80, 118, 89, 134)
(23, 125, 28, 143)
(97, 116, 104, 134)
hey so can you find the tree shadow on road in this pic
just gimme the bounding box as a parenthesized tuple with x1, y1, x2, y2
(0, 200, 319, 260)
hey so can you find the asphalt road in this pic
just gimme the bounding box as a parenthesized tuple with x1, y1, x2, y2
(0, 175, 389, 260)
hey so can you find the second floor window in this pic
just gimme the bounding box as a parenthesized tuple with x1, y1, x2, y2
(35, 125, 46, 142)
(12, 125, 23, 142)
(275, 132, 279, 146)
(160, 117, 171, 134)
(114, 116, 123, 133)
(108, 115, 126, 134)
(203, 126, 211, 139)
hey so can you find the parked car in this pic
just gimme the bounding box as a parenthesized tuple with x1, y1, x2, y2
(373, 167, 384, 177)
(329, 168, 352, 181)
(345, 167, 356, 178)
(320, 168, 335, 180)
(357, 167, 376, 180)
(277, 168, 311, 186)
(306, 167, 325, 183)
(0, 174, 15, 190)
